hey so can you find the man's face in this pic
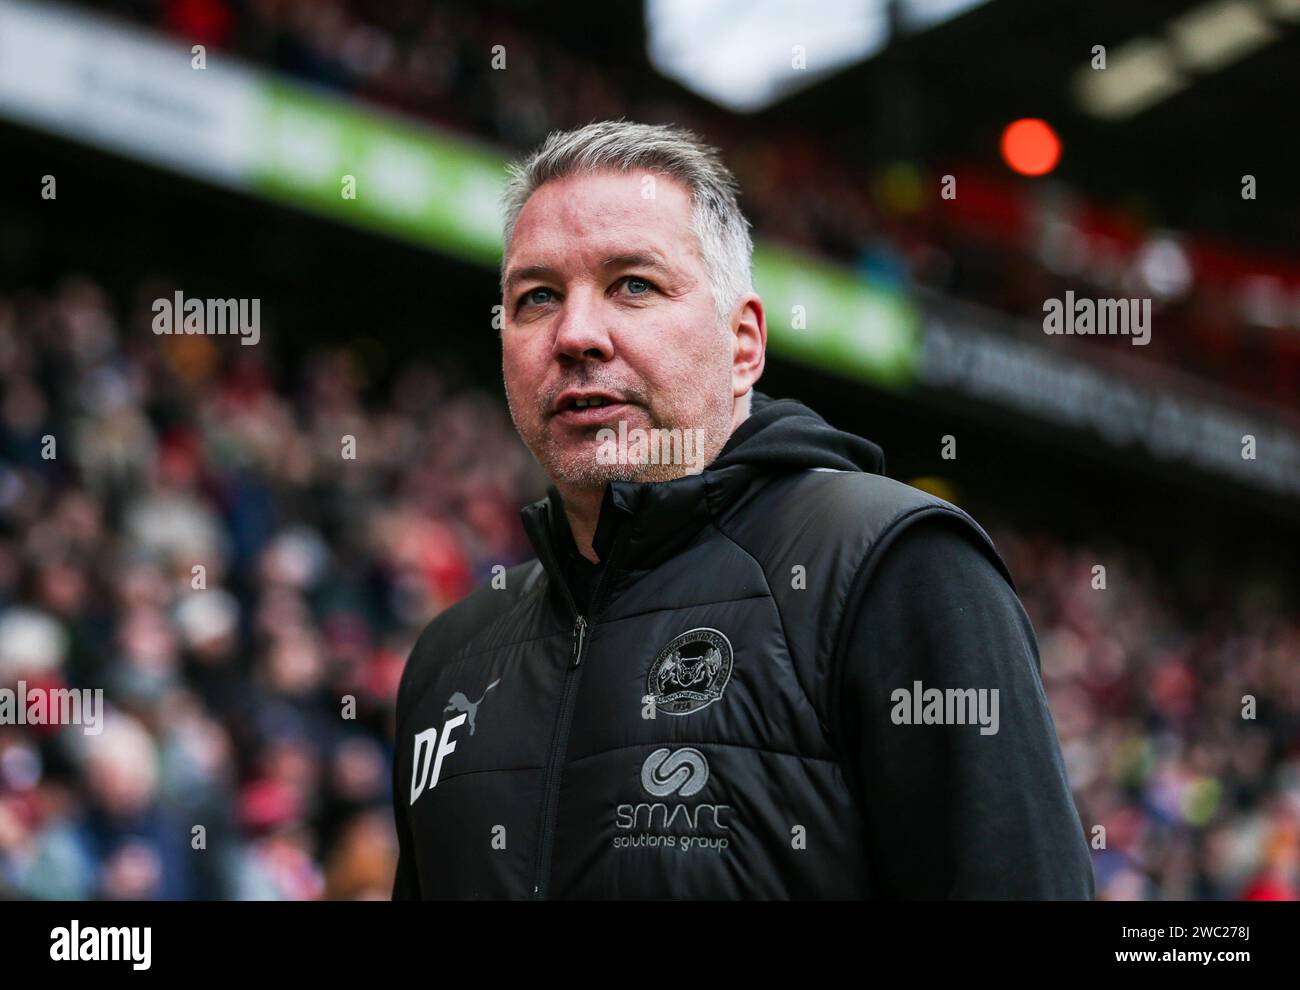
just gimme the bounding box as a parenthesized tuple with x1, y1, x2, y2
(501, 169, 737, 489)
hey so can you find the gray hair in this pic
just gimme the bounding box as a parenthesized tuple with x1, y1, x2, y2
(499, 119, 754, 326)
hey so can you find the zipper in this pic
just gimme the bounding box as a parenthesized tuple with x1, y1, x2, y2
(570, 615, 588, 667)
(533, 612, 587, 900)
(532, 533, 623, 900)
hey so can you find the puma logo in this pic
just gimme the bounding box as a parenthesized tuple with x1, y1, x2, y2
(444, 678, 500, 736)
(410, 677, 504, 806)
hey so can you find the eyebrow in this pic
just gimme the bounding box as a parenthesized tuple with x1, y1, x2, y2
(502, 251, 674, 296)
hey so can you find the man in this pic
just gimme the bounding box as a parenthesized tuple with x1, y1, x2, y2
(391, 119, 1095, 900)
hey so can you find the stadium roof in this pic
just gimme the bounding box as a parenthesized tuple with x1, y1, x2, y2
(634, 0, 1300, 247)
(645, 0, 990, 112)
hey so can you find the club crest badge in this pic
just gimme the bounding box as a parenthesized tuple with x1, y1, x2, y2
(647, 628, 733, 716)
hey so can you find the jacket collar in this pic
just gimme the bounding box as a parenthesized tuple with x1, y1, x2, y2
(517, 391, 884, 612)
(520, 466, 730, 591)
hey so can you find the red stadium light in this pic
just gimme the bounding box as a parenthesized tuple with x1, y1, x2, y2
(1000, 118, 1061, 177)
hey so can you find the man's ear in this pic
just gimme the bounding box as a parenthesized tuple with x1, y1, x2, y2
(731, 293, 766, 398)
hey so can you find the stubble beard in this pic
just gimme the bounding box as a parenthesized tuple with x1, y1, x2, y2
(507, 382, 735, 490)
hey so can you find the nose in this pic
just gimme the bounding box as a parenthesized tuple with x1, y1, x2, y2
(551, 288, 614, 365)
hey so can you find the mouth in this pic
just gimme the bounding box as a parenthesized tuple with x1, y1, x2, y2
(551, 390, 634, 427)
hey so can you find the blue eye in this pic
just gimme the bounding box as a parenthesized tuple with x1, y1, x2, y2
(521, 287, 553, 307)
(624, 278, 651, 295)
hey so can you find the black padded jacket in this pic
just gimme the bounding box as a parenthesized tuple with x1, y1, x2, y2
(391, 392, 1096, 899)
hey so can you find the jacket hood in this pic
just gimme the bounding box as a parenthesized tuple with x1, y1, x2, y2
(707, 389, 886, 480)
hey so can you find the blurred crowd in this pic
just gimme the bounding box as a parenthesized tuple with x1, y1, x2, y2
(0, 276, 1296, 900)
(0, 277, 541, 899)
(82, 0, 1300, 411)
(993, 525, 1300, 900)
